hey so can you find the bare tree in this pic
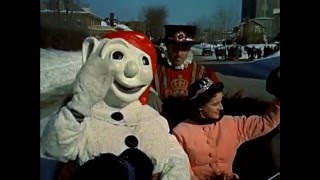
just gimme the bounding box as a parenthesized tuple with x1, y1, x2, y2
(211, 7, 237, 39)
(47, 0, 60, 11)
(139, 5, 168, 42)
(188, 15, 210, 43)
(42, 0, 81, 27)
(64, 0, 72, 19)
(63, 0, 82, 20)
(189, 15, 224, 43)
(187, 7, 239, 43)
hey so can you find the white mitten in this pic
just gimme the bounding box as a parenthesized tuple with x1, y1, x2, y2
(67, 37, 113, 118)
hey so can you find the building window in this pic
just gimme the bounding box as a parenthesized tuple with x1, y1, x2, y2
(254, 26, 260, 33)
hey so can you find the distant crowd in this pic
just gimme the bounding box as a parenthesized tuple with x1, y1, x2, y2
(214, 43, 280, 61)
(244, 44, 280, 60)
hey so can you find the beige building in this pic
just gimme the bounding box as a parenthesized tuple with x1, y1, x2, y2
(254, 17, 274, 38)
(41, 9, 102, 27)
(40, 8, 116, 37)
(242, 0, 280, 40)
(238, 20, 265, 44)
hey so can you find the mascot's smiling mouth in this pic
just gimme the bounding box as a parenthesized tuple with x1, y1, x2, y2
(114, 80, 145, 94)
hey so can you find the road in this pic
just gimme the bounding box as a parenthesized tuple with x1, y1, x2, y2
(194, 55, 280, 80)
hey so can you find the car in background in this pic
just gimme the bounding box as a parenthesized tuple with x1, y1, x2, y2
(202, 48, 213, 56)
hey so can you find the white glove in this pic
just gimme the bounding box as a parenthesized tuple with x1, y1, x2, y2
(67, 37, 113, 118)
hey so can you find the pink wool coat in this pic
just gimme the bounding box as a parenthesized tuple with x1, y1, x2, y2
(172, 100, 280, 180)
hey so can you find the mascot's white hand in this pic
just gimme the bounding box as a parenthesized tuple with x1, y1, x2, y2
(67, 37, 113, 119)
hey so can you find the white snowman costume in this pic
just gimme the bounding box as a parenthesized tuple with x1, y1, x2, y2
(40, 31, 190, 179)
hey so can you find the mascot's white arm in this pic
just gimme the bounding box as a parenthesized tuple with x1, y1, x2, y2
(161, 135, 191, 179)
(40, 37, 113, 162)
(40, 107, 88, 162)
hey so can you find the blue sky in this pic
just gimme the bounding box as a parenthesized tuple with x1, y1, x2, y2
(81, 0, 242, 25)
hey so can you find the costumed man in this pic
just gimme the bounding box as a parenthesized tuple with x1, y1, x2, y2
(148, 25, 219, 128)
(40, 31, 190, 179)
(152, 25, 219, 100)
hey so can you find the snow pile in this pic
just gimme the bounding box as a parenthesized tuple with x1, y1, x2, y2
(40, 48, 82, 93)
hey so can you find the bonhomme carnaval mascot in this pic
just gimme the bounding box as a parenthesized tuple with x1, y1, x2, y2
(40, 31, 190, 179)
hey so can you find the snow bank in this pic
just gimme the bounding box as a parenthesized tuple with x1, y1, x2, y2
(40, 48, 82, 93)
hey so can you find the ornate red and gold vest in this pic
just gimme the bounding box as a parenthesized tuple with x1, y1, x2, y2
(152, 62, 219, 100)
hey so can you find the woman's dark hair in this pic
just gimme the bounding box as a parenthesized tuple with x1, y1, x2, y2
(188, 80, 224, 109)
(185, 79, 225, 124)
(222, 92, 270, 116)
(70, 153, 133, 180)
(120, 148, 154, 180)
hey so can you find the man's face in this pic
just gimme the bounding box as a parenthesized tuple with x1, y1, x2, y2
(167, 43, 191, 66)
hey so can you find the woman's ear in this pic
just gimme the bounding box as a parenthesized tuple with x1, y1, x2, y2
(199, 109, 206, 118)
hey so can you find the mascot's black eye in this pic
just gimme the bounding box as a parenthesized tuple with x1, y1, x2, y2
(142, 56, 149, 65)
(112, 51, 124, 60)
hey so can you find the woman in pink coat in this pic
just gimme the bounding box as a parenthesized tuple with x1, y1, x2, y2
(172, 68, 280, 180)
